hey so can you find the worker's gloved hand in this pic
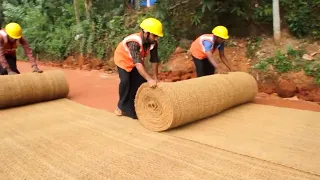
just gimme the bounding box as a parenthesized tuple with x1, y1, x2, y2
(32, 66, 43, 73)
(148, 79, 157, 88)
(7, 70, 17, 75)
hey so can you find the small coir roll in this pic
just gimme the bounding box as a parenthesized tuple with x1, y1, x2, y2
(135, 72, 258, 132)
(0, 70, 69, 109)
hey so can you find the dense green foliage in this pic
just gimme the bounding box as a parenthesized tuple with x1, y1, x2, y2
(281, 0, 320, 38)
(0, 0, 319, 62)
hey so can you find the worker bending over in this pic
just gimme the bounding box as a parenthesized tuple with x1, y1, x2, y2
(0, 22, 42, 75)
(114, 18, 163, 119)
(189, 26, 231, 77)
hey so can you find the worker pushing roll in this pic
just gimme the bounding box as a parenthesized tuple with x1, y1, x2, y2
(113, 18, 163, 119)
(0, 22, 43, 75)
(189, 26, 231, 77)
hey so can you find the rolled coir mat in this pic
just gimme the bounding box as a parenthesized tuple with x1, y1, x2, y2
(0, 70, 69, 109)
(135, 72, 258, 131)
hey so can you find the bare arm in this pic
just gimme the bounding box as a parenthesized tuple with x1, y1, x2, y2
(127, 41, 154, 81)
(205, 50, 220, 68)
(135, 63, 153, 81)
(151, 63, 158, 80)
(149, 43, 160, 80)
(0, 39, 11, 71)
(19, 37, 37, 67)
(219, 50, 231, 71)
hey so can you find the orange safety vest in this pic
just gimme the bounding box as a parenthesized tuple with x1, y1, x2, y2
(0, 29, 18, 55)
(189, 34, 221, 60)
(114, 32, 155, 72)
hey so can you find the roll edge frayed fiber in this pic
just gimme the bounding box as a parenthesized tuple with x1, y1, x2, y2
(135, 72, 258, 132)
(0, 70, 69, 109)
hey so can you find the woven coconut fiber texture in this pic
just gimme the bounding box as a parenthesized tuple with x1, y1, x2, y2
(1, 71, 320, 179)
(1, 99, 320, 180)
(0, 70, 69, 109)
(135, 72, 258, 132)
(166, 103, 320, 176)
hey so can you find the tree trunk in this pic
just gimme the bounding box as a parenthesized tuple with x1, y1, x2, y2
(73, 0, 80, 24)
(84, 0, 94, 58)
(134, 0, 140, 10)
(84, 0, 92, 20)
(273, 0, 281, 45)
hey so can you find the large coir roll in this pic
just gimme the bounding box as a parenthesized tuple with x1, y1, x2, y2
(135, 72, 258, 132)
(0, 70, 69, 109)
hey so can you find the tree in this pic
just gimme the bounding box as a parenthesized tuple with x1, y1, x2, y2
(73, 0, 80, 24)
(273, 0, 281, 45)
(134, 0, 140, 10)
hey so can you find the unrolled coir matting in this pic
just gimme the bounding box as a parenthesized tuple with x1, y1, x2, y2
(0, 70, 320, 179)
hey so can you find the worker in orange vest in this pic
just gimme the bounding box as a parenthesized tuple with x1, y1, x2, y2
(113, 18, 163, 119)
(0, 22, 43, 75)
(189, 26, 231, 77)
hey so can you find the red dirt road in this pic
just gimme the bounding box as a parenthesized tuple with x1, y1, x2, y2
(18, 61, 119, 112)
(17, 61, 320, 112)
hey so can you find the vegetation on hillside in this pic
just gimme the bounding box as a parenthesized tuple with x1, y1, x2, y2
(253, 46, 320, 85)
(0, 0, 319, 85)
(0, 0, 319, 62)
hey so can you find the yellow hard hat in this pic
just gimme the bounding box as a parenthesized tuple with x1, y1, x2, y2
(140, 18, 164, 37)
(212, 26, 229, 39)
(5, 22, 22, 39)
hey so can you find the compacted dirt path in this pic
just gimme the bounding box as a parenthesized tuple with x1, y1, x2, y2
(17, 61, 320, 112)
(18, 61, 119, 112)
